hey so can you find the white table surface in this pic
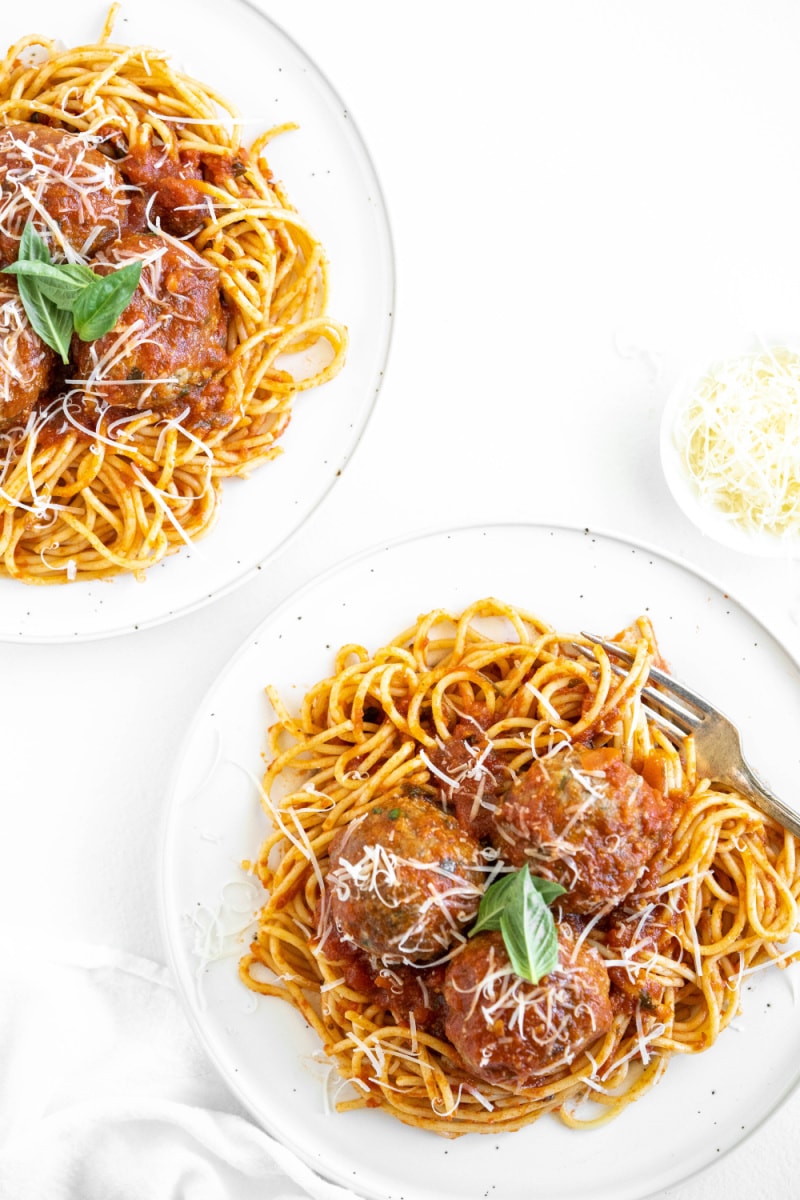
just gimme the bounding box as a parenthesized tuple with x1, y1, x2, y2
(2, 1, 800, 1197)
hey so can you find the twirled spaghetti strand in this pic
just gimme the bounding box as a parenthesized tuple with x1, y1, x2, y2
(240, 598, 800, 1135)
(0, 10, 346, 582)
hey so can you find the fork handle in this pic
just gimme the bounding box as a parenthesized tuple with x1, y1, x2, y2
(730, 760, 800, 842)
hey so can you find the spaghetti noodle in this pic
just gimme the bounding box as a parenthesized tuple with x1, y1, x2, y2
(240, 597, 800, 1135)
(0, 9, 346, 582)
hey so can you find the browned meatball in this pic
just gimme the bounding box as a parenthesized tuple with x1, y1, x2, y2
(492, 747, 675, 913)
(0, 281, 53, 425)
(71, 233, 228, 411)
(426, 716, 510, 840)
(119, 139, 213, 238)
(0, 123, 126, 265)
(325, 792, 485, 965)
(444, 926, 613, 1090)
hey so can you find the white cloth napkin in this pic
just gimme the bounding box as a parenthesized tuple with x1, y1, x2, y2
(0, 940, 360, 1200)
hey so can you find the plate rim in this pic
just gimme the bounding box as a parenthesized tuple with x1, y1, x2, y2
(0, 0, 396, 644)
(157, 518, 800, 1200)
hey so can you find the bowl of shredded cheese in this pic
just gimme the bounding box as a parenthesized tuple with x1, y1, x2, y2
(660, 342, 800, 556)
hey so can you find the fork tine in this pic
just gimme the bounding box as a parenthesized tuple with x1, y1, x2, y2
(585, 651, 699, 735)
(640, 682, 699, 734)
(643, 662, 713, 718)
(580, 631, 714, 718)
(637, 701, 692, 743)
(579, 632, 635, 663)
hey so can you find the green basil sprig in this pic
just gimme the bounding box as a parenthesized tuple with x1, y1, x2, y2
(469, 867, 566, 984)
(2, 223, 142, 364)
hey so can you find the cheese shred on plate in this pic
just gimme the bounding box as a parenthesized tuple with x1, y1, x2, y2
(675, 347, 800, 538)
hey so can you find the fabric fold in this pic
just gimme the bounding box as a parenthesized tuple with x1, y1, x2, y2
(0, 946, 360, 1200)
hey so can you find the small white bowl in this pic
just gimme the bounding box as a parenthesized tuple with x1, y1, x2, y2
(660, 339, 800, 558)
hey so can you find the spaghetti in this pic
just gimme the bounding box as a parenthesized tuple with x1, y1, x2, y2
(240, 597, 800, 1135)
(0, 9, 346, 582)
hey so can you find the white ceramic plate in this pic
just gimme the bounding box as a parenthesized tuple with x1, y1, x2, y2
(0, 0, 393, 642)
(160, 523, 800, 1200)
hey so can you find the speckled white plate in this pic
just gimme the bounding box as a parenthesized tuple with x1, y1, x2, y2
(0, 0, 393, 642)
(159, 522, 800, 1200)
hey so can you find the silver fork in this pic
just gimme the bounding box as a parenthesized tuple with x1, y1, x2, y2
(581, 632, 800, 841)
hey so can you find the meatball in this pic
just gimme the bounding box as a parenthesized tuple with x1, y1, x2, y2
(0, 123, 126, 265)
(427, 719, 510, 840)
(321, 920, 450, 1038)
(0, 281, 53, 425)
(492, 747, 675, 913)
(118, 139, 215, 238)
(444, 927, 613, 1090)
(71, 233, 228, 411)
(325, 791, 485, 965)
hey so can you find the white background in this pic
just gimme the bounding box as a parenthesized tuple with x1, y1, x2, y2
(3, 2, 800, 1198)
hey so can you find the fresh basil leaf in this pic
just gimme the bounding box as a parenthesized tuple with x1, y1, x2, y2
(531, 876, 567, 906)
(2, 260, 95, 309)
(469, 867, 566, 984)
(2, 260, 94, 284)
(499, 873, 560, 984)
(470, 868, 565, 938)
(16, 274, 73, 364)
(72, 260, 142, 341)
(9, 221, 142, 349)
(35, 277, 91, 310)
(469, 871, 521, 936)
(10, 223, 74, 360)
(19, 221, 51, 265)
(58, 263, 97, 285)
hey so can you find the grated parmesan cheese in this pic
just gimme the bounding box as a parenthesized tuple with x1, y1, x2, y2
(673, 346, 800, 539)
